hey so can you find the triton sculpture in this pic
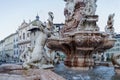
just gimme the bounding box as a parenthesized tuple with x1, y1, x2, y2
(20, 12, 56, 69)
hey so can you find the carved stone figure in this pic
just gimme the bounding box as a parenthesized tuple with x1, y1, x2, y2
(22, 25, 52, 69)
(47, 11, 54, 30)
(64, 0, 75, 21)
(62, 0, 85, 33)
(20, 12, 56, 69)
(105, 13, 115, 35)
(46, 0, 116, 67)
(83, 0, 97, 15)
(111, 53, 120, 66)
(46, 49, 61, 64)
(19, 46, 33, 62)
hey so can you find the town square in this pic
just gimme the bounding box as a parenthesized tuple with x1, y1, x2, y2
(0, 0, 120, 80)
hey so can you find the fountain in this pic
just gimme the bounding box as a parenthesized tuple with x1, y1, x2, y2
(0, 0, 119, 80)
(0, 11, 66, 80)
(46, 0, 116, 67)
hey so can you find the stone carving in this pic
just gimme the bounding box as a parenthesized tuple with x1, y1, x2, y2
(47, 11, 54, 30)
(111, 53, 120, 66)
(105, 13, 115, 35)
(46, 12, 60, 39)
(20, 46, 33, 62)
(83, 0, 97, 15)
(46, 49, 61, 64)
(64, 0, 75, 21)
(23, 26, 52, 69)
(47, 0, 116, 67)
(62, 0, 85, 33)
(20, 12, 56, 69)
(62, 0, 98, 33)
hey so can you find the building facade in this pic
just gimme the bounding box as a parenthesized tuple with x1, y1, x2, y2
(17, 20, 31, 56)
(28, 15, 41, 48)
(13, 32, 19, 62)
(0, 32, 20, 62)
(0, 15, 64, 63)
(0, 40, 5, 62)
(3, 33, 17, 62)
(28, 16, 65, 62)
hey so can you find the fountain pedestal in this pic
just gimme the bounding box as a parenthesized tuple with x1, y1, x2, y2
(47, 15, 116, 67)
(47, 31, 115, 67)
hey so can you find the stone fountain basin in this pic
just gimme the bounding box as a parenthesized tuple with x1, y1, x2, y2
(47, 31, 106, 51)
(97, 38, 116, 51)
(74, 31, 104, 48)
(102, 38, 116, 49)
(47, 31, 116, 52)
(47, 31, 116, 67)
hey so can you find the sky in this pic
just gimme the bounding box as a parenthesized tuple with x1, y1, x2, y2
(0, 0, 120, 40)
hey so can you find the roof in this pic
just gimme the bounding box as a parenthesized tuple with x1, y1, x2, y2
(21, 20, 28, 26)
(30, 19, 43, 26)
(18, 20, 28, 30)
(4, 33, 17, 41)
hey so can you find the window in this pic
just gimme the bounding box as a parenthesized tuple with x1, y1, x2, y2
(16, 38, 18, 42)
(14, 39, 15, 42)
(14, 45, 16, 48)
(27, 33, 29, 37)
(17, 50, 18, 55)
(19, 36, 21, 40)
(23, 33, 25, 39)
(17, 45, 18, 48)
(14, 51, 16, 55)
(19, 50, 21, 54)
(34, 32, 36, 36)
(34, 40, 36, 45)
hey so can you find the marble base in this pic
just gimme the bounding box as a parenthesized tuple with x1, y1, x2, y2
(0, 64, 65, 80)
(64, 56, 94, 67)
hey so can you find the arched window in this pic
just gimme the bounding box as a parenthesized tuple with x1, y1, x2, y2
(23, 33, 25, 39)
(34, 40, 36, 45)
